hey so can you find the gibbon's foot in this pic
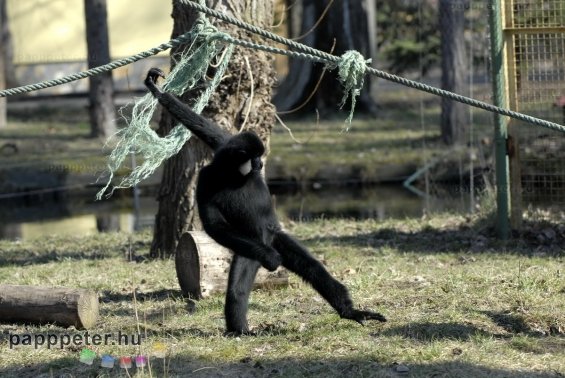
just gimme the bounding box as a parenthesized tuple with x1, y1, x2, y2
(224, 329, 257, 337)
(145, 67, 166, 92)
(341, 309, 387, 325)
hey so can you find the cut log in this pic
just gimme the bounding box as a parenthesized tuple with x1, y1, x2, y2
(175, 231, 289, 299)
(0, 285, 99, 329)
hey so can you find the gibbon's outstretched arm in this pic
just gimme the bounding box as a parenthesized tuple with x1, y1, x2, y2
(199, 202, 282, 272)
(145, 68, 230, 151)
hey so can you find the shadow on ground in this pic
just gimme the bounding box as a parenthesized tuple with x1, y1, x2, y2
(0, 356, 561, 378)
(0, 236, 149, 267)
(380, 321, 490, 341)
(305, 217, 565, 256)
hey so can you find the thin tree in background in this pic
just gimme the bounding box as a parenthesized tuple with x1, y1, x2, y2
(0, 51, 5, 130)
(439, 0, 468, 145)
(84, 0, 116, 138)
(1, 0, 15, 88)
(0, 0, 7, 129)
(150, 0, 276, 258)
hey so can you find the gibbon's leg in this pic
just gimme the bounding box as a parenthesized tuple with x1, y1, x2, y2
(273, 231, 386, 324)
(225, 255, 262, 335)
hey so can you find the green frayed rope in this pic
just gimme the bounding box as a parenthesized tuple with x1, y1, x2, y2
(335, 50, 371, 125)
(96, 12, 234, 199)
(95, 8, 367, 197)
(2, 0, 562, 198)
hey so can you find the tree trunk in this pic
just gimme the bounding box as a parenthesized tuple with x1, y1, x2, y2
(1, 0, 16, 89)
(0, 0, 6, 129)
(274, 0, 377, 117)
(150, 0, 276, 258)
(84, 0, 116, 138)
(439, 0, 468, 145)
(0, 42, 5, 130)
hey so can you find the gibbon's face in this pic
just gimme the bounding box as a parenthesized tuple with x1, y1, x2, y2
(219, 131, 264, 177)
(238, 157, 263, 176)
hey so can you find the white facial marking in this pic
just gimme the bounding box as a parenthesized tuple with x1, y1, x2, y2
(239, 159, 252, 176)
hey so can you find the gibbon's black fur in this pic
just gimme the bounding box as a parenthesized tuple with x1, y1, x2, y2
(145, 68, 386, 334)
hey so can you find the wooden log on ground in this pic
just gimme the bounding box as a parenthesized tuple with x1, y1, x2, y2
(0, 285, 99, 329)
(176, 231, 289, 299)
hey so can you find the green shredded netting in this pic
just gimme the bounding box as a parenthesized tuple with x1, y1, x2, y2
(335, 50, 371, 125)
(97, 6, 369, 199)
(96, 7, 233, 199)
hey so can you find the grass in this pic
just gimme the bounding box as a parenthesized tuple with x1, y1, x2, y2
(0, 119, 121, 184)
(0, 214, 563, 377)
(267, 98, 496, 183)
(2, 108, 431, 185)
(1, 94, 494, 186)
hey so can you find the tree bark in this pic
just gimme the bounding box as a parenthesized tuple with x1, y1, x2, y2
(176, 232, 288, 298)
(439, 0, 468, 145)
(274, 0, 377, 117)
(150, 0, 276, 258)
(84, 0, 116, 138)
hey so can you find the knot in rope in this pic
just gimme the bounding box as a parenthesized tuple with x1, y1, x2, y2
(336, 50, 371, 124)
(193, 16, 215, 36)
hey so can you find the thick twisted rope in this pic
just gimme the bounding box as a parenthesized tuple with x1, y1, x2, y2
(1, 0, 564, 135)
(0, 33, 196, 98)
(179, 0, 565, 134)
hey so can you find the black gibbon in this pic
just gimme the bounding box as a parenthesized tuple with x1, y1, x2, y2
(145, 68, 386, 335)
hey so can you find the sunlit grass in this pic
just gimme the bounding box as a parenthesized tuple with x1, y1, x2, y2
(0, 215, 563, 377)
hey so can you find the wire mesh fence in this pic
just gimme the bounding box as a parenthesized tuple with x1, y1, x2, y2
(403, 0, 565, 221)
(504, 1, 565, 208)
(505, 0, 565, 29)
(398, 0, 496, 216)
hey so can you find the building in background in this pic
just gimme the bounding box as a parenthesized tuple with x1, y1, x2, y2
(7, 0, 172, 94)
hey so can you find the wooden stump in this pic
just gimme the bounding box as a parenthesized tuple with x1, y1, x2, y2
(175, 231, 289, 299)
(0, 285, 99, 329)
